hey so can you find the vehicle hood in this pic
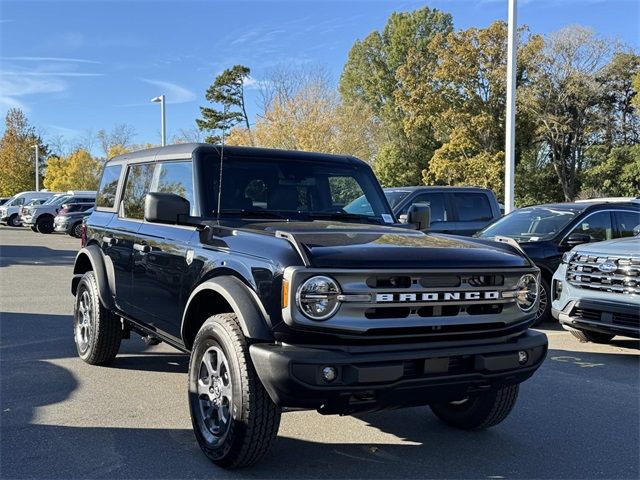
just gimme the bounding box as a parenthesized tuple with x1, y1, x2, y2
(571, 237, 640, 256)
(237, 221, 532, 269)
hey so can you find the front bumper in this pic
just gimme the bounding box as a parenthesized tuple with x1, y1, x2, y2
(54, 219, 70, 232)
(250, 330, 547, 414)
(554, 299, 640, 339)
(21, 215, 35, 226)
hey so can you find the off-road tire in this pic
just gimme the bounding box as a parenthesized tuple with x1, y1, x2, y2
(36, 215, 54, 234)
(531, 278, 551, 327)
(74, 271, 122, 365)
(71, 221, 83, 238)
(430, 384, 519, 430)
(188, 313, 281, 469)
(8, 214, 21, 227)
(569, 329, 615, 344)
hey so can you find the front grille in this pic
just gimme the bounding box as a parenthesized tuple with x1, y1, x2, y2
(566, 253, 640, 294)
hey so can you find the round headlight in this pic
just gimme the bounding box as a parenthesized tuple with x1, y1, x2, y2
(516, 274, 539, 312)
(296, 276, 341, 320)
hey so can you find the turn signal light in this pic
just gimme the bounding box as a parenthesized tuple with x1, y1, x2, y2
(281, 278, 289, 309)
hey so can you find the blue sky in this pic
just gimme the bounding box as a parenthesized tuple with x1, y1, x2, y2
(1, 0, 639, 155)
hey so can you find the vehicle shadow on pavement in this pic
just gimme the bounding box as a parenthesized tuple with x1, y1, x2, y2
(0, 245, 78, 268)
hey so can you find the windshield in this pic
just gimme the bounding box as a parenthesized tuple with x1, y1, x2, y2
(478, 206, 579, 241)
(384, 190, 412, 209)
(48, 195, 71, 206)
(201, 155, 394, 224)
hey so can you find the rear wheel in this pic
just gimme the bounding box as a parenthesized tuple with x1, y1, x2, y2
(430, 385, 519, 430)
(74, 271, 122, 365)
(8, 214, 21, 227)
(36, 215, 54, 234)
(569, 329, 615, 344)
(188, 313, 281, 469)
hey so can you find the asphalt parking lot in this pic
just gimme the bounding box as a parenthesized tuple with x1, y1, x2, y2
(1, 225, 638, 480)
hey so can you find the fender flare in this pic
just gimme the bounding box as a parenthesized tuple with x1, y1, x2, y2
(71, 244, 115, 310)
(181, 276, 273, 344)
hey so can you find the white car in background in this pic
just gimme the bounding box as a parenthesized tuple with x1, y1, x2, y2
(552, 235, 640, 343)
(0, 191, 57, 227)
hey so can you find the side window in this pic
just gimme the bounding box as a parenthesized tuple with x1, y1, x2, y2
(14, 197, 25, 206)
(153, 161, 194, 214)
(122, 163, 155, 219)
(451, 193, 493, 222)
(401, 193, 448, 222)
(571, 211, 613, 242)
(96, 165, 122, 209)
(614, 210, 640, 238)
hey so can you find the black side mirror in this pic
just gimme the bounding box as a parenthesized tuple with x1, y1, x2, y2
(563, 232, 591, 247)
(144, 192, 190, 224)
(408, 203, 431, 232)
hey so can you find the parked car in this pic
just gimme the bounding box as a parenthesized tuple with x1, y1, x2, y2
(552, 236, 639, 343)
(0, 191, 57, 227)
(71, 144, 547, 469)
(476, 201, 640, 325)
(54, 206, 94, 238)
(346, 186, 501, 236)
(21, 190, 96, 233)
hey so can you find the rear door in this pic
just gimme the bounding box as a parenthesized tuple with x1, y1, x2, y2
(130, 160, 197, 340)
(448, 192, 496, 236)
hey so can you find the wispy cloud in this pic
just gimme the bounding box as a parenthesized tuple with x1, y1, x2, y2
(1, 56, 101, 64)
(139, 78, 196, 104)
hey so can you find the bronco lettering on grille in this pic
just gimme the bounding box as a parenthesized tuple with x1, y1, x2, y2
(376, 291, 499, 303)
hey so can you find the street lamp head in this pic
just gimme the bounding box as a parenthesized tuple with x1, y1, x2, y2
(151, 96, 163, 103)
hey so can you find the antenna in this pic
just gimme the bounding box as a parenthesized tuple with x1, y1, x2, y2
(216, 104, 228, 222)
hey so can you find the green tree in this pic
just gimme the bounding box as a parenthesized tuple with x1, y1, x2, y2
(0, 109, 47, 196)
(197, 65, 253, 144)
(339, 6, 453, 185)
(581, 145, 640, 197)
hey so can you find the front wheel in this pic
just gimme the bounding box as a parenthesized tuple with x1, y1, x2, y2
(531, 278, 550, 327)
(188, 313, 281, 469)
(569, 329, 615, 344)
(30, 226, 38, 232)
(36, 216, 54, 234)
(71, 221, 83, 238)
(430, 384, 519, 430)
(8, 214, 21, 227)
(74, 271, 122, 365)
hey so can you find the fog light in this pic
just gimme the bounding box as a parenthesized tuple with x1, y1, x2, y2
(321, 366, 337, 382)
(518, 350, 529, 365)
(553, 280, 563, 301)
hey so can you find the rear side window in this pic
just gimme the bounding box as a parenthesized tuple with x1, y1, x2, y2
(153, 161, 194, 213)
(122, 163, 155, 219)
(96, 165, 122, 209)
(451, 193, 493, 222)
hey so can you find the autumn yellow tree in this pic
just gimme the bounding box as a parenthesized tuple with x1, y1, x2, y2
(0, 109, 48, 196)
(43, 149, 101, 191)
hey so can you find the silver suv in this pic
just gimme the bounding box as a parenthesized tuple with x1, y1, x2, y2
(552, 236, 640, 343)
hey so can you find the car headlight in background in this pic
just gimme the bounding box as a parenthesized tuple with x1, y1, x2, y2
(515, 274, 539, 312)
(296, 275, 341, 320)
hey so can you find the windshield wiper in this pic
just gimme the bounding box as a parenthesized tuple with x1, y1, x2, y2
(307, 211, 384, 224)
(218, 209, 290, 220)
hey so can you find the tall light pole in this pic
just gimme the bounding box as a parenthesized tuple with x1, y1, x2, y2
(151, 95, 166, 146)
(504, 0, 517, 214)
(32, 144, 39, 192)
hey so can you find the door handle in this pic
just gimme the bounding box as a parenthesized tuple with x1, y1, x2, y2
(102, 236, 116, 246)
(133, 243, 151, 253)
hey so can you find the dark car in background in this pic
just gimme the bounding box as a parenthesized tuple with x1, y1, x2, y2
(477, 201, 640, 325)
(54, 205, 94, 238)
(387, 187, 501, 236)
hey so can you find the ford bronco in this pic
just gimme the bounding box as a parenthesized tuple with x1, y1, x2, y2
(70, 144, 547, 468)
